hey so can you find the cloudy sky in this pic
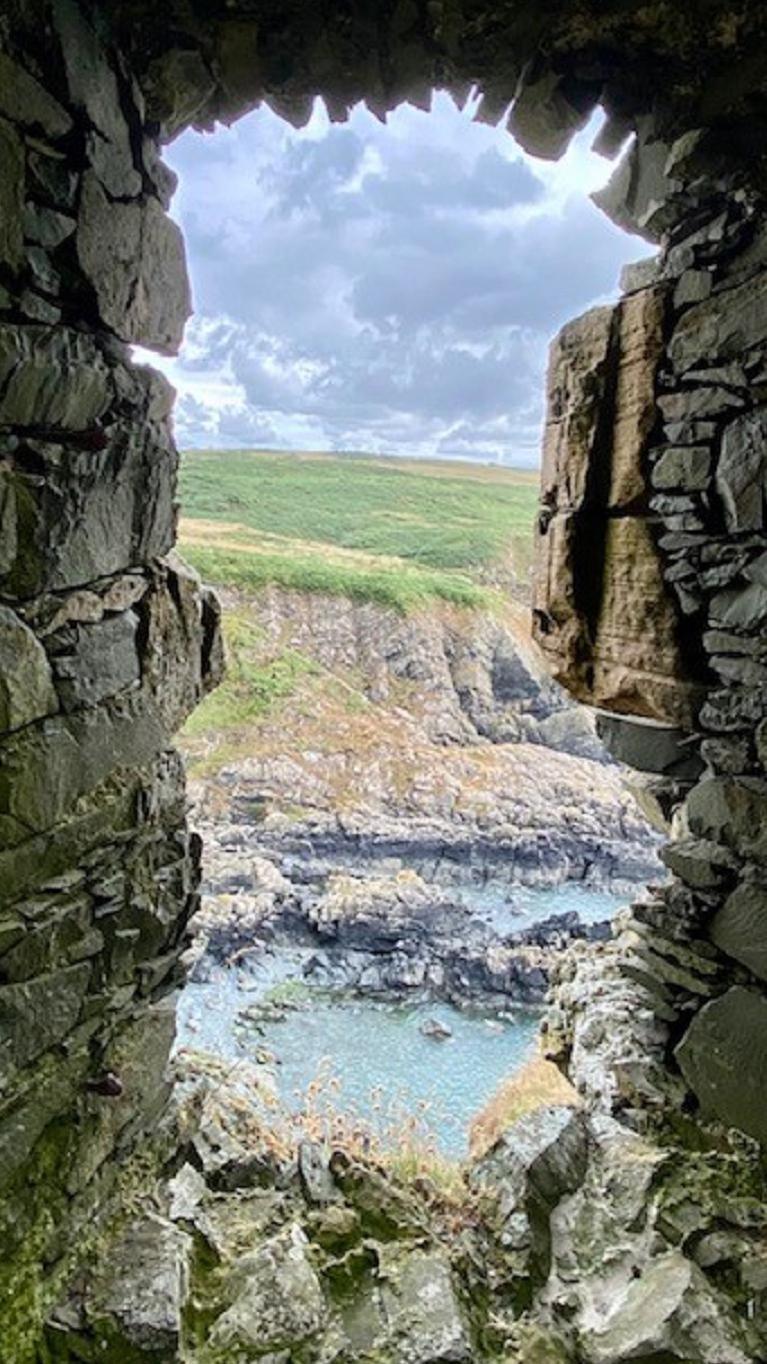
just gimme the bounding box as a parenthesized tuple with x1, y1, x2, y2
(147, 95, 647, 467)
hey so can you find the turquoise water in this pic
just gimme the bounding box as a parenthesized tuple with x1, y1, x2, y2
(461, 881, 627, 933)
(180, 962, 539, 1156)
(179, 882, 626, 1156)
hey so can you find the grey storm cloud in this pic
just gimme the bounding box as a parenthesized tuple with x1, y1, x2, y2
(162, 96, 645, 461)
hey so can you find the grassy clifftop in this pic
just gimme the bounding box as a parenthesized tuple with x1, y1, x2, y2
(178, 449, 538, 612)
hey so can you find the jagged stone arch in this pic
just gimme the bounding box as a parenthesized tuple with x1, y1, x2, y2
(2, 2, 767, 1358)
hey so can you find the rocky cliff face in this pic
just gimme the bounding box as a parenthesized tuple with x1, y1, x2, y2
(186, 586, 660, 899)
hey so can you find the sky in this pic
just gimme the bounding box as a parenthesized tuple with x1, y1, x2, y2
(144, 94, 650, 468)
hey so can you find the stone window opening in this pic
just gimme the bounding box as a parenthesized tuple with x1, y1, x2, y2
(3, 3, 767, 1359)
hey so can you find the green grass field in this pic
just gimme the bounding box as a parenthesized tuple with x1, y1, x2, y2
(178, 449, 539, 611)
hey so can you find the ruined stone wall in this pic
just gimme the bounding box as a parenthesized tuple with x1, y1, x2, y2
(0, 3, 221, 1353)
(536, 123, 767, 1146)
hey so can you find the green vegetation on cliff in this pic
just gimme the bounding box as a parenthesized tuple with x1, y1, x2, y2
(178, 449, 538, 608)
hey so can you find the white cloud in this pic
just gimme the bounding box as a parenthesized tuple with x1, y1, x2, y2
(141, 95, 648, 465)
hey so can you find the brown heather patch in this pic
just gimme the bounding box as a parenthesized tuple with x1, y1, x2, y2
(468, 1056, 580, 1160)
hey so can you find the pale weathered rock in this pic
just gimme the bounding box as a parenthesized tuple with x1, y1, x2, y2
(209, 1224, 325, 1355)
(579, 1249, 750, 1364)
(676, 987, 767, 1145)
(87, 1215, 191, 1355)
(378, 1246, 472, 1362)
(0, 607, 58, 732)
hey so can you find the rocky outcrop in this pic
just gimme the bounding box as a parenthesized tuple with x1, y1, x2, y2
(45, 1062, 767, 1363)
(190, 861, 615, 1009)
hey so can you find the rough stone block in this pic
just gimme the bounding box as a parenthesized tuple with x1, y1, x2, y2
(85, 1215, 191, 1355)
(670, 271, 767, 374)
(0, 117, 24, 272)
(709, 884, 767, 981)
(209, 1224, 326, 1356)
(77, 172, 190, 354)
(0, 324, 112, 429)
(687, 776, 767, 861)
(652, 445, 711, 491)
(53, 0, 143, 197)
(50, 611, 140, 711)
(508, 70, 598, 161)
(0, 961, 91, 1082)
(580, 1247, 750, 1364)
(539, 304, 614, 513)
(0, 50, 72, 138)
(717, 407, 767, 532)
(0, 606, 58, 732)
(595, 712, 703, 778)
(676, 986, 767, 1147)
(534, 291, 701, 728)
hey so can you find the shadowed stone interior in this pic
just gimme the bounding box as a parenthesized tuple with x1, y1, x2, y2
(2, 2, 767, 1360)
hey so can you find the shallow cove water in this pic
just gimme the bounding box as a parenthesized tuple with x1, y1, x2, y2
(178, 883, 627, 1156)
